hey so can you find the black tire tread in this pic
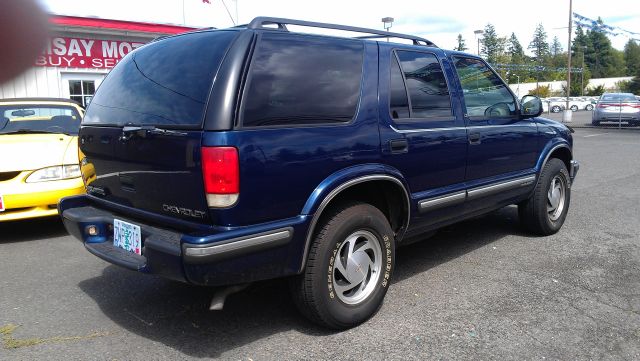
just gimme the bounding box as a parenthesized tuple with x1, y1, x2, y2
(519, 158, 570, 235)
(290, 202, 390, 329)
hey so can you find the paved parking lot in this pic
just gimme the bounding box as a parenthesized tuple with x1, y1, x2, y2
(1, 126, 639, 360)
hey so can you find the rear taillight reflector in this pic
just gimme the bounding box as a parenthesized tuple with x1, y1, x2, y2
(201, 147, 239, 208)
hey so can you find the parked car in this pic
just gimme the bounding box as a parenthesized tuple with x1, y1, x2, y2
(569, 97, 594, 111)
(546, 97, 566, 113)
(591, 92, 640, 126)
(59, 17, 579, 329)
(0, 98, 85, 221)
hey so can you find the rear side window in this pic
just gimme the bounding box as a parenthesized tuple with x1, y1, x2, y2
(241, 33, 363, 127)
(390, 50, 452, 120)
(83, 31, 238, 127)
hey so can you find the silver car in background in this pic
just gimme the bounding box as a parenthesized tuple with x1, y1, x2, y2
(591, 93, 640, 126)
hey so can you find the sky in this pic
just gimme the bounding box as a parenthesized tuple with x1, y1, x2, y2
(38, 0, 640, 54)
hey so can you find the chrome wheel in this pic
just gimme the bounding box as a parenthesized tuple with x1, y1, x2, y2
(332, 230, 382, 305)
(547, 175, 566, 221)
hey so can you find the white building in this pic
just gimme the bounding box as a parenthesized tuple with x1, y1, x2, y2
(508, 77, 634, 97)
(0, 15, 195, 106)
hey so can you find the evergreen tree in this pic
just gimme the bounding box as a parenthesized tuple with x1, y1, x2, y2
(624, 40, 640, 76)
(551, 36, 563, 56)
(480, 23, 504, 64)
(455, 34, 468, 52)
(528, 24, 550, 61)
(586, 18, 615, 78)
(507, 33, 524, 61)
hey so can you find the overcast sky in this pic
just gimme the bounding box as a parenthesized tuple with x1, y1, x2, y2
(39, 0, 639, 53)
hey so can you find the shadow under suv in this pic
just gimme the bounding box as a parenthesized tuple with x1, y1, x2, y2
(60, 17, 579, 329)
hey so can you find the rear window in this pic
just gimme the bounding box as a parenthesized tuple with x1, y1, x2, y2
(0, 105, 81, 135)
(83, 30, 238, 128)
(241, 33, 363, 127)
(600, 93, 638, 102)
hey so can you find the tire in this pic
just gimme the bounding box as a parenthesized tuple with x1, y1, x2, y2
(570, 105, 578, 111)
(519, 158, 571, 236)
(551, 105, 561, 113)
(585, 104, 594, 111)
(291, 202, 395, 329)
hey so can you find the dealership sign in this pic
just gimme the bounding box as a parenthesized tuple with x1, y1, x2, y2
(35, 37, 145, 69)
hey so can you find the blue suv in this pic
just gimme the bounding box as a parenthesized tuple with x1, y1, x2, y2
(60, 17, 579, 329)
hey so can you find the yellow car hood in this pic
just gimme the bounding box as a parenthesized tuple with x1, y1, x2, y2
(0, 134, 78, 172)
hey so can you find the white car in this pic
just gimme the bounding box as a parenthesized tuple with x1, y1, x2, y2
(546, 97, 566, 113)
(569, 97, 594, 111)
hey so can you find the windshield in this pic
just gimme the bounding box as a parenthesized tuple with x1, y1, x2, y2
(0, 104, 82, 135)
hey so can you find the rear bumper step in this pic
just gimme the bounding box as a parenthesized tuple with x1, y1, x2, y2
(59, 195, 302, 286)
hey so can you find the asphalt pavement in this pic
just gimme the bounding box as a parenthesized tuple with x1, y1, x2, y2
(1, 127, 639, 360)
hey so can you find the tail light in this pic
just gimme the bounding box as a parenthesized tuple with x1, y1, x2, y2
(597, 104, 609, 108)
(201, 147, 239, 208)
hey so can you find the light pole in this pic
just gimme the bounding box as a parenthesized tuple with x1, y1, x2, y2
(564, 0, 573, 123)
(382, 17, 394, 31)
(581, 46, 586, 96)
(474, 29, 484, 56)
(382, 17, 394, 42)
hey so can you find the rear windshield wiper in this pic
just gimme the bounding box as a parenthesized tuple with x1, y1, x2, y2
(119, 125, 187, 141)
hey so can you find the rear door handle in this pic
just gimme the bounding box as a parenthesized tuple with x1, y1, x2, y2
(468, 133, 481, 145)
(389, 139, 409, 154)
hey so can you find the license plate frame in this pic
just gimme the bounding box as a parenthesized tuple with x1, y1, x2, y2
(113, 218, 142, 255)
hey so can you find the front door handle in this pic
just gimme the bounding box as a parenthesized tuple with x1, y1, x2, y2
(389, 139, 409, 154)
(468, 132, 481, 145)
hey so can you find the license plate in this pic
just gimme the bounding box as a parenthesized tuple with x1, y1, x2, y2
(0, 195, 4, 211)
(113, 219, 142, 255)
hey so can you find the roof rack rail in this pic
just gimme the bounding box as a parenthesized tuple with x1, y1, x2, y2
(246, 17, 437, 47)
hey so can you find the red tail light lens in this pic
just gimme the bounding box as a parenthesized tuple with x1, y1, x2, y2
(201, 147, 239, 207)
(597, 104, 609, 108)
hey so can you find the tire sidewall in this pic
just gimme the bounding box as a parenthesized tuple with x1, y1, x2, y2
(539, 160, 571, 233)
(315, 205, 394, 327)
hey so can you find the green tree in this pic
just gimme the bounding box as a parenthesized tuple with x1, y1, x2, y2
(455, 34, 468, 52)
(507, 33, 525, 62)
(623, 40, 640, 76)
(550, 36, 563, 56)
(480, 23, 505, 64)
(528, 24, 550, 83)
(585, 18, 616, 78)
(528, 24, 550, 61)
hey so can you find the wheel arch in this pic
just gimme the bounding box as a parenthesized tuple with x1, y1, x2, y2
(534, 142, 572, 189)
(298, 170, 411, 272)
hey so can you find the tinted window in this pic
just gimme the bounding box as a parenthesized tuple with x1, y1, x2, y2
(83, 30, 238, 127)
(453, 57, 516, 119)
(390, 55, 410, 119)
(242, 33, 363, 127)
(394, 51, 452, 119)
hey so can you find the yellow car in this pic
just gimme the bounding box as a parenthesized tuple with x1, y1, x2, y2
(0, 98, 85, 221)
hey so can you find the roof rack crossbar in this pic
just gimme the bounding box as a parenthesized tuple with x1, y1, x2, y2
(247, 17, 436, 47)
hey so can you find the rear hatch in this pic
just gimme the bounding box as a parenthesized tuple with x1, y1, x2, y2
(79, 30, 239, 225)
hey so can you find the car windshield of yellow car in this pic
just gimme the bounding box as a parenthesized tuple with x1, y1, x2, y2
(0, 105, 82, 135)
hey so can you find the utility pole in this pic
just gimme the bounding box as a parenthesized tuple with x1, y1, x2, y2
(564, 0, 573, 122)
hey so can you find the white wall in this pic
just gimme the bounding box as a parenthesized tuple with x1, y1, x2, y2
(508, 77, 635, 96)
(0, 67, 110, 100)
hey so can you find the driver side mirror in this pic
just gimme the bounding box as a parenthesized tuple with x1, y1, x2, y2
(520, 95, 543, 118)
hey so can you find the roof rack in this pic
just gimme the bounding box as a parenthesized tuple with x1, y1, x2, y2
(246, 17, 437, 47)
